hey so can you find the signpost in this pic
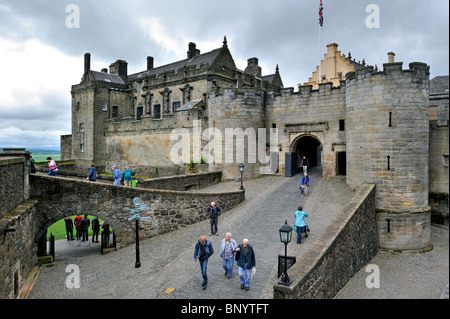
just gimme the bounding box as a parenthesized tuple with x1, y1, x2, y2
(129, 197, 151, 268)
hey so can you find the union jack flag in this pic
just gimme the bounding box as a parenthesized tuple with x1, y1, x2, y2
(319, 0, 324, 27)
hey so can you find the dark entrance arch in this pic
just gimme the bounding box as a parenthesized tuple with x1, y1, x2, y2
(292, 135, 322, 172)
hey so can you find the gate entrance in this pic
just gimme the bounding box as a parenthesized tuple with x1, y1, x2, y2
(292, 135, 322, 172)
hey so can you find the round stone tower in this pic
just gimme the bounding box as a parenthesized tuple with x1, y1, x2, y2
(207, 88, 266, 180)
(345, 60, 431, 252)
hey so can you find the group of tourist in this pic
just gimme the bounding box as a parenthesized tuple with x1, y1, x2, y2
(194, 202, 256, 292)
(64, 215, 111, 243)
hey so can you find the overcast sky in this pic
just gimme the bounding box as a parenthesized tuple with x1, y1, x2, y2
(0, 0, 448, 149)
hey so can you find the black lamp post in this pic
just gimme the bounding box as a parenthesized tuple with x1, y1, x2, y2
(239, 163, 245, 190)
(279, 220, 293, 286)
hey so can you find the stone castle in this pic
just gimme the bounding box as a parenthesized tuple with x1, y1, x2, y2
(1, 37, 448, 299)
(63, 37, 448, 251)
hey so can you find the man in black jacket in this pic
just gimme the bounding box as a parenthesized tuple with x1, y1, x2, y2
(206, 201, 222, 236)
(194, 236, 214, 290)
(80, 215, 90, 242)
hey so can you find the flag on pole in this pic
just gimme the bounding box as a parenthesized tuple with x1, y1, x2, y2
(319, 0, 324, 27)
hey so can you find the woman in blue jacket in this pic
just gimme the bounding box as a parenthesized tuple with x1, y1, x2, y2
(294, 205, 309, 244)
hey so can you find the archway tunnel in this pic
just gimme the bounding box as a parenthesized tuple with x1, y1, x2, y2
(37, 214, 115, 259)
(294, 135, 322, 172)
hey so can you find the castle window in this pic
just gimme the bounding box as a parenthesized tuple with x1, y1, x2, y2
(136, 106, 143, 120)
(79, 123, 85, 132)
(154, 104, 161, 119)
(76, 102, 80, 111)
(338, 73, 343, 80)
(339, 119, 345, 131)
(172, 101, 181, 112)
(102, 102, 107, 111)
(80, 144, 84, 153)
(112, 106, 119, 119)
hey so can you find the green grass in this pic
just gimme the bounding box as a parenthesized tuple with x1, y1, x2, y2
(47, 215, 110, 240)
(32, 154, 60, 162)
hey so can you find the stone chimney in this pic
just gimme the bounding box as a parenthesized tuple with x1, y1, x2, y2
(147, 56, 154, 70)
(187, 42, 200, 59)
(388, 52, 395, 63)
(109, 59, 128, 83)
(245, 57, 262, 77)
(84, 53, 91, 76)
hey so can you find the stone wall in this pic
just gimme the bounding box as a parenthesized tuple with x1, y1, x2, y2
(0, 200, 38, 299)
(30, 174, 244, 248)
(60, 134, 72, 161)
(376, 209, 431, 252)
(265, 83, 347, 178)
(273, 183, 378, 299)
(137, 171, 222, 191)
(0, 157, 25, 218)
(0, 151, 37, 299)
(429, 92, 449, 223)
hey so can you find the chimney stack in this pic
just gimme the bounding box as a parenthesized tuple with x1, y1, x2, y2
(147, 56, 154, 71)
(109, 59, 128, 83)
(245, 57, 262, 77)
(187, 42, 200, 59)
(387, 52, 395, 63)
(84, 53, 91, 75)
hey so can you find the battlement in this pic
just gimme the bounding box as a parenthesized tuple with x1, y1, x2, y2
(346, 61, 429, 85)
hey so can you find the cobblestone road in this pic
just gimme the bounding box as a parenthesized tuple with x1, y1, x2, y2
(27, 166, 448, 299)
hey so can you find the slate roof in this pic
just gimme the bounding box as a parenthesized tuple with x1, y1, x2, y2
(129, 48, 223, 81)
(430, 75, 449, 93)
(91, 70, 124, 84)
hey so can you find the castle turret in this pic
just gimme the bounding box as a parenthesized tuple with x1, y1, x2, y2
(345, 61, 431, 252)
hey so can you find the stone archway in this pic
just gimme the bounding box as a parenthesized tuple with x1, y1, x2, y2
(291, 134, 322, 172)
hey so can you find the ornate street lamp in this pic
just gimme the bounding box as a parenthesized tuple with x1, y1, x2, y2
(279, 220, 293, 286)
(239, 163, 245, 190)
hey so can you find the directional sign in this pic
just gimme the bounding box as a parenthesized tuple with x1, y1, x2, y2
(129, 198, 151, 222)
(134, 204, 151, 211)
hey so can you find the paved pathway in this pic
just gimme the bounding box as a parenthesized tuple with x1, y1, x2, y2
(28, 166, 355, 299)
(27, 167, 448, 299)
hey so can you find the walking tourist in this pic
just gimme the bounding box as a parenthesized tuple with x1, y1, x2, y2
(193, 235, 214, 290)
(112, 165, 121, 185)
(47, 157, 58, 176)
(234, 238, 256, 291)
(87, 163, 97, 181)
(300, 173, 310, 197)
(294, 205, 309, 244)
(122, 165, 132, 187)
(301, 156, 309, 174)
(206, 201, 222, 236)
(219, 232, 237, 279)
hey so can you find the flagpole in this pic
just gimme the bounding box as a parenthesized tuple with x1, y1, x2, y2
(319, 21, 321, 87)
(318, 0, 323, 88)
